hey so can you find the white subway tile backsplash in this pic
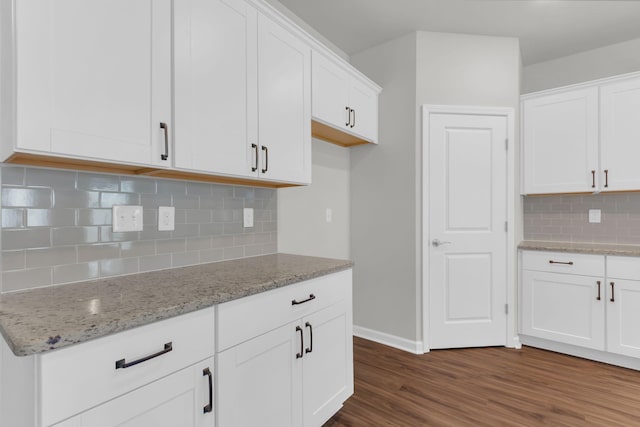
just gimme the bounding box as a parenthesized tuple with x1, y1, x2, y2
(1, 165, 277, 292)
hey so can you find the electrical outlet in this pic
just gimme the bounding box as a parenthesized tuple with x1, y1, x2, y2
(158, 206, 175, 231)
(243, 208, 254, 228)
(588, 209, 601, 224)
(112, 205, 143, 232)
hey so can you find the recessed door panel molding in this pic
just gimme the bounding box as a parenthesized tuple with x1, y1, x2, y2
(445, 253, 492, 322)
(445, 127, 493, 231)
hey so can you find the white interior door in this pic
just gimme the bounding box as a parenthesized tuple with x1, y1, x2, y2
(427, 111, 508, 349)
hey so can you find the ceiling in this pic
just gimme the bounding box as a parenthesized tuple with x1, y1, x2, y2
(276, 0, 640, 66)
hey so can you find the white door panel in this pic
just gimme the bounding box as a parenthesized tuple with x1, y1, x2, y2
(607, 279, 640, 358)
(428, 112, 508, 349)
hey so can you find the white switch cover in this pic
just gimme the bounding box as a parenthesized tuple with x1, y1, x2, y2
(589, 209, 602, 224)
(243, 208, 254, 228)
(112, 205, 143, 232)
(158, 206, 175, 231)
(326, 208, 332, 223)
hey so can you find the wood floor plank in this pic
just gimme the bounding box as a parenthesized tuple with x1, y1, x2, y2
(324, 337, 640, 426)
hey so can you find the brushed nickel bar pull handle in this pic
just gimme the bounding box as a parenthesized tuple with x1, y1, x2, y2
(296, 326, 304, 359)
(251, 143, 258, 172)
(345, 106, 351, 126)
(292, 294, 316, 305)
(549, 260, 574, 265)
(261, 145, 268, 174)
(351, 108, 356, 128)
(305, 322, 313, 354)
(160, 122, 169, 161)
(115, 342, 172, 369)
(596, 281, 601, 301)
(604, 169, 609, 188)
(610, 282, 615, 302)
(591, 170, 596, 188)
(203, 367, 213, 414)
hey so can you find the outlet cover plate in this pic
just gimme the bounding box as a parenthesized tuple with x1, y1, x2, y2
(158, 206, 175, 231)
(589, 209, 601, 224)
(113, 205, 143, 232)
(243, 208, 254, 228)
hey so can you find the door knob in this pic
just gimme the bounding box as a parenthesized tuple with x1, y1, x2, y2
(432, 239, 452, 247)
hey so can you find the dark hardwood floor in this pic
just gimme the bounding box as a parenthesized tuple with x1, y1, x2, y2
(324, 337, 640, 426)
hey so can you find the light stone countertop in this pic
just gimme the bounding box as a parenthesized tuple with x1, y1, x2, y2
(519, 241, 640, 257)
(0, 254, 353, 357)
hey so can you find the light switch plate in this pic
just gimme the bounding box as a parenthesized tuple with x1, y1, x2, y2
(589, 209, 601, 224)
(112, 205, 143, 232)
(158, 206, 175, 231)
(243, 208, 254, 228)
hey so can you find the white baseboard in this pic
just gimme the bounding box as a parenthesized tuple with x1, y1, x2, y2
(353, 325, 423, 354)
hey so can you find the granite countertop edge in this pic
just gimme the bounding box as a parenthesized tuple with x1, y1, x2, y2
(0, 254, 353, 357)
(518, 240, 640, 257)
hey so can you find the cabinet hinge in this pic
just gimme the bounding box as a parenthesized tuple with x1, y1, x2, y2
(505, 221, 508, 232)
(505, 304, 509, 315)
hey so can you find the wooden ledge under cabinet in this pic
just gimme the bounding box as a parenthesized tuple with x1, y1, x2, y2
(4, 152, 299, 188)
(311, 120, 372, 147)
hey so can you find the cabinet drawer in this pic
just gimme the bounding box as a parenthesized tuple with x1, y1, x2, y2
(521, 251, 604, 276)
(217, 269, 352, 351)
(607, 256, 640, 280)
(39, 307, 215, 426)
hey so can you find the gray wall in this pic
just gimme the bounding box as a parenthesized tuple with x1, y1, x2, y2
(522, 37, 640, 93)
(351, 31, 520, 343)
(0, 166, 276, 293)
(350, 33, 418, 340)
(524, 193, 640, 244)
(278, 140, 350, 259)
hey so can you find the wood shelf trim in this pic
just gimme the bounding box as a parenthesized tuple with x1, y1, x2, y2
(5, 153, 298, 188)
(311, 120, 372, 147)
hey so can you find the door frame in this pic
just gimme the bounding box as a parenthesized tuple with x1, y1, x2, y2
(421, 105, 517, 353)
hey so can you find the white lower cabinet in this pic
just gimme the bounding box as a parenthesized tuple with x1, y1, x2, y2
(521, 269, 605, 350)
(54, 358, 215, 427)
(520, 250, 640, 364)
(0, 307, 216, 427)
(216, 269, 353, 427)
(605, 256, 640, 358)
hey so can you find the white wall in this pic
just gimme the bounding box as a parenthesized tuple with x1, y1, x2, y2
(277, 140, 351, 259)
(522, 37, 640, 93)
(350, 31, 520, 345)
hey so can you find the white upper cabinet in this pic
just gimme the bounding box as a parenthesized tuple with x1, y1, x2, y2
(257, 13, 311, 184)
(14, 0, 172, 168)
(600, 76, 640, 192)
(311, 52, 380, 146)
(521, 87, 599, 194)
(174, 0, 257, 178)
(173, 1, 310, 185)
(521, 72, 640, 195)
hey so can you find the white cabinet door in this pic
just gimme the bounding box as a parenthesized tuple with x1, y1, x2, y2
(521, 270, 605, 350)
(522, 87, 599, 194)
(348, 79, 378, 143)
(16, 0, 171, 167)
(600, 76, 640, 192)
(217, 323, 303, 427)
(257, 13, 311, 184)
(59, 358, 215, 427)
(174, 0, 258, 178)
(606, 279, 640, 358)
(312, 55, 350, 130)
(302, 301, 353, 427)
(311, 53, 379, 144)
